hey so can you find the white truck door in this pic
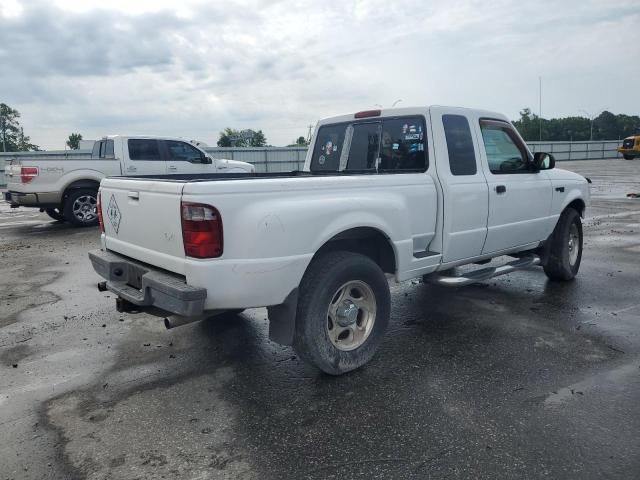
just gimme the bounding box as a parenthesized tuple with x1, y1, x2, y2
(164, 140, 216, 175)
(430, 108, 489, 262)
(476, 119, 552, 254)
(123, 139, 168, 176)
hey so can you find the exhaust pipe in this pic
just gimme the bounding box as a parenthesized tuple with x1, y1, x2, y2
(164, 314, 206, 330)
(164, 310, 227, 329)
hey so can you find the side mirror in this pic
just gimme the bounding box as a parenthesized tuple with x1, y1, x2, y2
(198, 154, 212, 164)
(533, 152, 555, 170)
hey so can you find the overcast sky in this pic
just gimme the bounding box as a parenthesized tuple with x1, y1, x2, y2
(1, 0, 639, 149)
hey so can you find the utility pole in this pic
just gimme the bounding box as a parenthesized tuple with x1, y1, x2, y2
(538, 76, 542, 141)
(306, 124, 314, 144)
(1, 112, 6, 152)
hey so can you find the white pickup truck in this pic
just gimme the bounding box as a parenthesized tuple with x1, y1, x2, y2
(89, 106, 590, 375)
(4, 135, 254, 226)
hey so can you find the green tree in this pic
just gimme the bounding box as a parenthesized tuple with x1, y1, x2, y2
(217, 128, 244, 147)
(249, 130, 267, 147)
(287, 136, 309, 147)
(66, 133, 83, 150)
(217, 128, 268, 147)
(0, 103, 39, 152)
(512, 108, 539, 141)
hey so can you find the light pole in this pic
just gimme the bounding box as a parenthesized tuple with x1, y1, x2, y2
(538, 77, 543, 141)
(578, 108, 608, 141)
(0, 112, 6, 152)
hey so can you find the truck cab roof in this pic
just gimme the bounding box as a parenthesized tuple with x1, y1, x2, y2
(317, 106, 510, 127)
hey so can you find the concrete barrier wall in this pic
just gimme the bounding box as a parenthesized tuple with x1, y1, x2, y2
(0, 141, 626, 187)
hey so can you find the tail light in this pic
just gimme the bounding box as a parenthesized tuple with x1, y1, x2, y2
(181, 202, 223, 258)
(97, 191, 105, 233)
(20, 166, 38, 183)
(354, 109, 381, 119)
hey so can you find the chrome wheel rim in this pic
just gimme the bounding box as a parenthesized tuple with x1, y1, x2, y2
(326, 280, 376, 351)
(72, 195, 97, 223)
(568, 223, 580, 266)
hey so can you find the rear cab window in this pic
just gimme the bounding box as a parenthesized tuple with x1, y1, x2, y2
(310, 115, 427, 173)
(91, 139, 115, 159)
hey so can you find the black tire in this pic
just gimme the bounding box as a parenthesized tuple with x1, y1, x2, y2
(293, 251, 390, 375)
(623, 154, 635, 160)
(63, 189, 99, 227)
(45, 208, 65, 221)
(543, 208, 583, 281)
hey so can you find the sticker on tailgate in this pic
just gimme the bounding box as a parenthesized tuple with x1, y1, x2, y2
(107, 194, 122, 233)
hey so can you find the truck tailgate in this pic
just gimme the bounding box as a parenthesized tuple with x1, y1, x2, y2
(100, 178, 187, 274)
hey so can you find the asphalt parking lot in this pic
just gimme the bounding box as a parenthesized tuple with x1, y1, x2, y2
(1, 159, 639, 479)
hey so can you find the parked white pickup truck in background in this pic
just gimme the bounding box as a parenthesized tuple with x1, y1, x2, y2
(89, 106, 590, 374)
(4, 136, 254, 226)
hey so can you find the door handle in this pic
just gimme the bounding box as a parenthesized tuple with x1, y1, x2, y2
(168, 165, 177, 171)
(127, 166, 137, 172)
(496, 185, 507, 194)
(128, 191, 139, 200)
(555, 186, 565, 192)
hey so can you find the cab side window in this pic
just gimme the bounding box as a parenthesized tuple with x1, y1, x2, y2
(165, 140, 204, 162)
(480, 120, 531, 174)
(128, 139, 162, 161)
(442, 115, 476, 175)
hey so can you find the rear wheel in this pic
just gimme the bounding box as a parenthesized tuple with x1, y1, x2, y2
(63, 189, 99, 227)
(623, 154, 635, 160)
(45, 208, 65, 221)
(543, 208, 583, 281)
(293, 251, 390, 375)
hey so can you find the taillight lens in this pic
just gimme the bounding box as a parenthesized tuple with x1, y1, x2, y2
(181, 202, 223, 258)
(354, 109, 381, 119)
(97, 191, 105, 233)
(20, 166, 38, 183)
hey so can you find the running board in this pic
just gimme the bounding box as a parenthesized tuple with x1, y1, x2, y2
(430, 255, 541, 287)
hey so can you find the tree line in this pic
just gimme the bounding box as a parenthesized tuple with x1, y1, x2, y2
(2, 102, 638, 153)
(513, 108, 640, 142)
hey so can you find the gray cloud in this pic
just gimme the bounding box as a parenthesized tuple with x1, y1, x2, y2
(1, 0, 639, 149)
(1, 4, 183, 76)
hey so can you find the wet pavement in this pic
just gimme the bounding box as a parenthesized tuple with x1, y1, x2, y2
(1, 159, 639, 479)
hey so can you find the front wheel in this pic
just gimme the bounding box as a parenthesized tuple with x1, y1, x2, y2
(543, 208, 583, 281)
(623, 154, 635, 160)
(293, 251, 390, 375)
(63, 189, 99, 227)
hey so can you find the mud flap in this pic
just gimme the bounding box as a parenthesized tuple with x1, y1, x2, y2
(267, 288, 298, 346)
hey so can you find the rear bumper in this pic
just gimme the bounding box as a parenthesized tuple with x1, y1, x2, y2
(5, 190, 62, 207)
(89, 249, 207, 317)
